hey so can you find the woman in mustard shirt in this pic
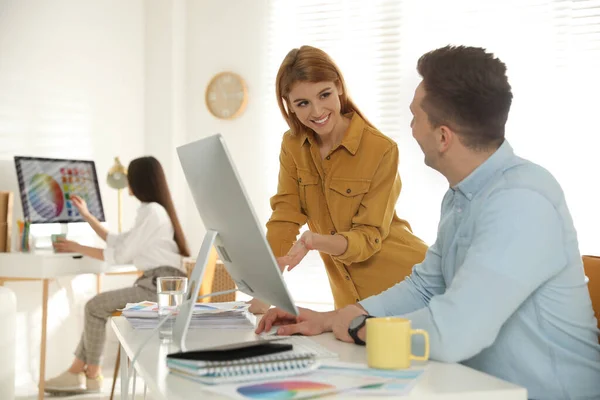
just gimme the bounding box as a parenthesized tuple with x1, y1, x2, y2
(255, 45, 428, 311)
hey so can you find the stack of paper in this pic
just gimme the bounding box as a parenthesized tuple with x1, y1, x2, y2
(121, 301, 256, 329)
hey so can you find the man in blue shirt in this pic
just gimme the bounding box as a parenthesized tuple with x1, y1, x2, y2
(256, 45, 600, 399)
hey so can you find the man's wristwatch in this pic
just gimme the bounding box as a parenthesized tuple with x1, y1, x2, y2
(348, 314, 373, 345)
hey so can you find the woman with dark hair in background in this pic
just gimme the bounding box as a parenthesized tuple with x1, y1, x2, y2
(44, 156, 189, 394)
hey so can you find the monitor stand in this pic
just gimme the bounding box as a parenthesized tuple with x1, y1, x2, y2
(60, 223, 68, 236)
(172, 229, 217, 351)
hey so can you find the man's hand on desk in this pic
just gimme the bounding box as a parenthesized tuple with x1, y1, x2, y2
(53, 238, 82, 253)
(255, 304, 368, 343)
(255, 307, 334, 336)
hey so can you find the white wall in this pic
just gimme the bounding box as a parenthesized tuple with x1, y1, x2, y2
(144, 0, 189, 247)
(182, 0, 271, 254)
(0, 1, 145, 227)
(0, 0, 145, 390)
(142, 0, 272, 257)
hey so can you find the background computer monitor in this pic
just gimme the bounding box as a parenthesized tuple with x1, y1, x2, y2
(177, 134, 298, 316)
(14, 156, 105, 224)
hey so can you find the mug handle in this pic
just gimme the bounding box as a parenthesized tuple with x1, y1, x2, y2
(410, 329, 430, 361)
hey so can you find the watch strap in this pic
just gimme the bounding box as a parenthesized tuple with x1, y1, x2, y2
(348, 314, 372, 345)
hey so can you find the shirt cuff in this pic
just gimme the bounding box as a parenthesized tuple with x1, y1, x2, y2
(266, 226, 297, 258)
(360, 296, 387, 317)
(333, 230, 381, 265)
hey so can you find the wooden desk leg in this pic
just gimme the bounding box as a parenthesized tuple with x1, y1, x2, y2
(110, 346, 121, 400)
(38, 279, 49, 400)
(97, 273, 102, 294)
(120, 343, 129, 400)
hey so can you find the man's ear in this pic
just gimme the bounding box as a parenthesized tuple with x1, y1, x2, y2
(438, 125, 454, 153)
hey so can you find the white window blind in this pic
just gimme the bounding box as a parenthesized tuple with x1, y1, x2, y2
(0, 75, 97, 240)
(266, 0, 600, 308)
(0, 76, 94, 161)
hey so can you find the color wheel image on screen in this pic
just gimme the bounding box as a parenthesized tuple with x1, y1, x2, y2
(236, 381, 335, 399)
(28, 174, 64, 219)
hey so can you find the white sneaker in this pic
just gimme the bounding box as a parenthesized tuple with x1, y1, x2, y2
(86, 374, 104, 392)
(43, 370, 86, 394)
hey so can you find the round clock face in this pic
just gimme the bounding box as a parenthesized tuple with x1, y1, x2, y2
(205, 72, 248, 120)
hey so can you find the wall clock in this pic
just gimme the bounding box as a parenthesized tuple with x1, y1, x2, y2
(205, 72, 248, 120)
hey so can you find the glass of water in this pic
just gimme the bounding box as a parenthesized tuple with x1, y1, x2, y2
(156, 276, 188, 341)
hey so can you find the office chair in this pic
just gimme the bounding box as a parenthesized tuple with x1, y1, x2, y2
(582, 255, 600, 337)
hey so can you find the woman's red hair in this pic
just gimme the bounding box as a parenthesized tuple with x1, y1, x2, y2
(276, 45, 374, 135)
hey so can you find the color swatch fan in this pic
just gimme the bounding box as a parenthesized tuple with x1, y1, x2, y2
(203, 372, 390, 400)
(238, 381, 335, 399)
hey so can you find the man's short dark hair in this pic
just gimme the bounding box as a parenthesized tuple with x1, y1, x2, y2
(417, 45, 513, 150)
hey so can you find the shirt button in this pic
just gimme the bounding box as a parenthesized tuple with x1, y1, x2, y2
(345, 276, 350, 280)
(298, 177, 302, 183)
(326, 156, 331, 160)
(346, 188, 351, 194)
(330, 230, 336, 235)
(457, 208, 462, 213)
(375, 238, 379, 244)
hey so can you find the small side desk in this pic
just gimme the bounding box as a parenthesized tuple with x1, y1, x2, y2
(0, 251, 137, 400)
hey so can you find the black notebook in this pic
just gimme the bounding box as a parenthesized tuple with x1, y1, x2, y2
(166, 340, 320, 384)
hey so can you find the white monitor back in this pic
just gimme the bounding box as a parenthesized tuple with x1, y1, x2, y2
(177, 134, 298, 316)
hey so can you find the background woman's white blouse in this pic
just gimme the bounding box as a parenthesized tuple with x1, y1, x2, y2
(103, 202, 184, 271)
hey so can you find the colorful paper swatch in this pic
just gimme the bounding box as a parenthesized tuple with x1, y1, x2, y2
(237, 381, 335, 399)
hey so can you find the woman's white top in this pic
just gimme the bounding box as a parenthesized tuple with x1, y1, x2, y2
(103, 202, 184, 271)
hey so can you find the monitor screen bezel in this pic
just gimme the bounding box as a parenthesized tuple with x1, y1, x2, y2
(14, 155, 106, 224)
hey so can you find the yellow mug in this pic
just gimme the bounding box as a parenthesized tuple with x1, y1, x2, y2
(366, 317, 429, 369)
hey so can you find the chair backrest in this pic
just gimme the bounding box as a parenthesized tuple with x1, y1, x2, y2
(182, 247, 236, 303)
(582, 255, 600, 331)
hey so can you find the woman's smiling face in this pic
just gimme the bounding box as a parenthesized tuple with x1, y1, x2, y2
(287, 81, 344, 137)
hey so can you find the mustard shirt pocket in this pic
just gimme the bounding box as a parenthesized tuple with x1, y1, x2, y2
(297, 169, 320, 216)
(328, 178, 371, 231)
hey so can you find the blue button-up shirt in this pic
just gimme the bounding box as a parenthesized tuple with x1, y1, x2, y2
(361, 141, 600, 400)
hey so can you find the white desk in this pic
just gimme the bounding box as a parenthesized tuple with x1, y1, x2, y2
(0, 251, 138, 400)
(0, 250, 138, 278)
(111, 317, 527, 400)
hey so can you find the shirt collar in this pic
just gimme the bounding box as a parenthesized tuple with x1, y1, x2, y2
(300, 112, 365, 155)
(455, 140, 514, 198)
(300, 130, 312, 147)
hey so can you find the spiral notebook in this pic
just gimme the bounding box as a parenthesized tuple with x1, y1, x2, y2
(166, 340, 321, 384)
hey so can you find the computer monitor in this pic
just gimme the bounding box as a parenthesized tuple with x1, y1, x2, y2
(14, 156, 106, 224)
(174, 134, 298, 346)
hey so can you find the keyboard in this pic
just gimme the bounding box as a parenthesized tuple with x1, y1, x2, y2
(272, 335, 339, 360)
